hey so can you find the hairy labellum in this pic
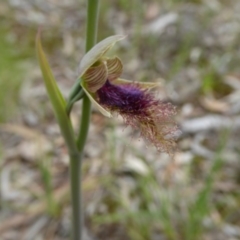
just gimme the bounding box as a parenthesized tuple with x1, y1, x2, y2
(97, 80, 177, 152)
(76, 35, 178, 152)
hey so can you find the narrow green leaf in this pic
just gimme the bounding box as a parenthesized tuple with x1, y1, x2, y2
(36, 30, 78, 153)
(36, 30, 66, 109)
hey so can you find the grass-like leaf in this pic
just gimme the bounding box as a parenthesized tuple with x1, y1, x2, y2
(36, 30, 77, 153)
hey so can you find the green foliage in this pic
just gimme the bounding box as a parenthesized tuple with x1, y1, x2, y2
(38, 155, 60, 217)
(36, 32, 78, 154)
(0, 27, 25, 122)
(183, 135, 226, 240)
(93, 130, 227, 240)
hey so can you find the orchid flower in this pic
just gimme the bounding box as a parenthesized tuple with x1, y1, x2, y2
(78, 35, 178, 152)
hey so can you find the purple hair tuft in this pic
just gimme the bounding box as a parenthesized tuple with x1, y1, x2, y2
(97, 80, 177, 152)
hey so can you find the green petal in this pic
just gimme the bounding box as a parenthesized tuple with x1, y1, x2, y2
(82, 61, 108, 92)
(106, 57, 123, 81)
(78, 35, 126, 78)
(81, 82, 112, 118)
(114, 78, 162, 89)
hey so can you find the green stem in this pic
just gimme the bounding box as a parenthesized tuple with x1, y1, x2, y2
(70, 1, 99, 240)
(76, 96, 92, 151)
(85, 0, 100, 53)
(66, 88, 85, 116)
(70, 151, 83, 240)
(76, 0, 100, 149)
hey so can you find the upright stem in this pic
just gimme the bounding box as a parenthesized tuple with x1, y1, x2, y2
(76, 96, 92, 151)
(76, 0, 100, 149)
(70, 1, 100, 240)
(85, 0, 100, 52)
(70, 152, 82, 240)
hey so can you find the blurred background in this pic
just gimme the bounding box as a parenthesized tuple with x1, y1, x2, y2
(1, 0, 240, 239)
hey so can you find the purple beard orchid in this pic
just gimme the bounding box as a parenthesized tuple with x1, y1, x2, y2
(78, 36, 178, 152)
